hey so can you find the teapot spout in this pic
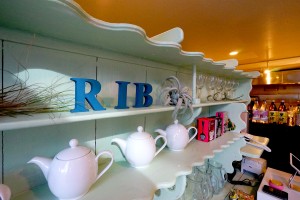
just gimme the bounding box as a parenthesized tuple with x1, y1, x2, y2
(155, 129, 167, 137)
(111, 138, 127, 155)
(28, 157, 52, 180)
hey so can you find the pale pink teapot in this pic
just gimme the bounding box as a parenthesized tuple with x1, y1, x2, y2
(155, 120, 197, 151)
(28, 139, 114, 200)
(111, 126, 167, 168)
(0, 184, 11, 200)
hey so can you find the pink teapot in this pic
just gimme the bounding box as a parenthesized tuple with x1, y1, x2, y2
(156, 120, 197, 151)
(28, 139, 114, 200)
(0, 184, 11, 200)
(111, 126, 167, 168)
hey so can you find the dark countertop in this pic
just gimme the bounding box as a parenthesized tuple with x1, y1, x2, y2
(249, 122, 300, 174)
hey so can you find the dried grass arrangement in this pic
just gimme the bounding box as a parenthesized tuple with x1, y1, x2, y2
(0, 74, 73, 117)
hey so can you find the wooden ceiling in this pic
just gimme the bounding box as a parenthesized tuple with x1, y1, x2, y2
(74, 0, 300, 72)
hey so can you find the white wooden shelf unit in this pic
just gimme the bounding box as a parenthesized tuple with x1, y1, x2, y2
(0, 1, 263, 200)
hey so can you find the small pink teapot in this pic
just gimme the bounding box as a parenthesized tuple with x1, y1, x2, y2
(155, 120, 197, 151)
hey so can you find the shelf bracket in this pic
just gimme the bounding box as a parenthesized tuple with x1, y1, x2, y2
(150, 27, 184, 44)
(153, 175, 186, 200)
(211, 136, 246, 173)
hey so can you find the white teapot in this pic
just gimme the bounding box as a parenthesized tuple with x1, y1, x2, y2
(111, 126, 167, 168)
(0, 184, 11, 200)
(155, 120, 198, 151)
(28, 139, 114, 200)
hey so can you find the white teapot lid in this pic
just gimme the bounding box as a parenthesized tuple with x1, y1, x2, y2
(167, 119, 186, 131)
(56, 139, 90, 161)
(171, 119, 184, 127)
(130, 126, 152, 140)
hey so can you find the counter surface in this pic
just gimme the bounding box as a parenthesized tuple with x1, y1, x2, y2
(249, 122, 300, 174)
(257, 167, 300, 200)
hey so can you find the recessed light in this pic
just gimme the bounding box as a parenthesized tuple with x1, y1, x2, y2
(229, 51, 238, 56)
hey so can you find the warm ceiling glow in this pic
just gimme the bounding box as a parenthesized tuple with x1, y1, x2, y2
(229, 51, 238, 56)
(264, 69, 271, 84)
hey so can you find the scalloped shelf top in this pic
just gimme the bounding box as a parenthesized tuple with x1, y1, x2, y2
(0, 0, 259, 79)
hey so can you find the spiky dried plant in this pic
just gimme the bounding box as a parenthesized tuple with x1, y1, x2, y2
(0, 75, 73, 117)
(159, 76, 193, 120)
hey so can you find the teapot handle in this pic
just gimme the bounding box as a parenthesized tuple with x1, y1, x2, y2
(95, 150, 114, 181)
(187, 127, 198, 144)
(154, 135, 167, 157)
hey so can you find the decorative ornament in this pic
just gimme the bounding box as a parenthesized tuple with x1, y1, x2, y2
(159, 76, 193, 120)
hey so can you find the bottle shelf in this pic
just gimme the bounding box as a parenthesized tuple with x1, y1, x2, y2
(13, 132, 245, 200)
(0, 100, 247, 131)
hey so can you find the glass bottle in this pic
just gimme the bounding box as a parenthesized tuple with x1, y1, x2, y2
(252, 100, 260, 123)
(259, 100, 268, 124)
(287, 104, 296, 126)
(295, 102, 300, 126)
(278, 100, 287, 125)
(268, 100, 278, 124)
(247, 99, 254, 122)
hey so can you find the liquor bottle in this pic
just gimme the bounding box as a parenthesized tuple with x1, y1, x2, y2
(296, 102, 300, 126)
(259, 100, 268, 123)
(278, 100, 287, 125)
(287, 104, 296, 126)
(268, 100, 278, 124)
(252, 100, 260, 123)
(247, 99, 254, 121)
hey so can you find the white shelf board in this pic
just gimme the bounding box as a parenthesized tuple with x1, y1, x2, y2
(13, 132, 244, 200)
(193, 100, 248, 107)
(0, 100, 247, 131)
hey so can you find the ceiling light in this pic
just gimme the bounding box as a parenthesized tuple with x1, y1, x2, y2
(229, 51, 238, 56)
(264, 69, 271, 84)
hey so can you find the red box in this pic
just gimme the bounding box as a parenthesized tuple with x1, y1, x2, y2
(197, 117, 215, 142)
